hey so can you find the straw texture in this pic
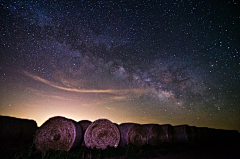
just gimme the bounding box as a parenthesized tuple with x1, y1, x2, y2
(78, 120, 92, 146)
(143, 124, 166, 146)
(160, 124, 175, 143)
(173, 125, 191, 143)
(84, 119, 120, 149)
(118, 123, 148, 147)
(189, 126, 198, 144)
(0, 115, 37, 144)
(34, 116, 82, 152)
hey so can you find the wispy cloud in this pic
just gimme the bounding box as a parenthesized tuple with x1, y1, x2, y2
(22, 70, 146, 94)
(25, 87, 76, 101)
(22, 70, 181, 105)
(111, 95, 129, 101)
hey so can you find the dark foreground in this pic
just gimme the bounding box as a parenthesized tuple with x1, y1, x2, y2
(0, 141, 239, 159)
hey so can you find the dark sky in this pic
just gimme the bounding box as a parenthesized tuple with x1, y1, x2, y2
(1, 0, 239, 131)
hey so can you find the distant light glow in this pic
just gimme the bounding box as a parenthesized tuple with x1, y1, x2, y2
(0, 0, 239, 132)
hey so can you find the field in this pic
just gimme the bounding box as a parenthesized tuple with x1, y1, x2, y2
(1, 140, 239, 159)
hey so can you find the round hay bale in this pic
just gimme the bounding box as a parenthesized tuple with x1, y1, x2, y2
(159, 124, 175, 143)
(118, 123, 148, 147)
(78, 120, 92, 146)
(208, 128, 219, 143)
(209, 128, 219, 143)
(196, 127, 205, 144)
(189, 126, 199, 144)
(197, 127, 211, 144)
(220, 129, 229, 140)
(0, 116, 23, 143)
(143, 124, 166, 146)
(84, 119, 120, 149)
(202, 127, 211, 141)
(21, 119, 38, 143)
(34, 116, 83, 152)
(227, 130, 240, 142)
(0, 116, 37, 144)
(79, 120, 92, 132)
(220, 129, 232, 143)
(173, 125, 191, 143)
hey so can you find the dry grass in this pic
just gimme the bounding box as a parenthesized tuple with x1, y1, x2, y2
(118, 123, 148, 147)
(79, 120, 92, 146)
(160, 124, 175, 143)
(196, 127, 210, 144)
(0, 115, 37, 143)
(143, 124, 167, 146)
(173, 125, 191, 143)
(79, 120, 92, 132)
(34, 116, 83, 152)
(84, 119, 120, 149)
(189, 126, 198, 144)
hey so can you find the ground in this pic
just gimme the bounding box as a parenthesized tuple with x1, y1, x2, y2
(0, 140, 239, 159)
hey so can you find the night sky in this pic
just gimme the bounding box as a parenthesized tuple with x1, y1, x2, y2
(1, 0, 239, 132)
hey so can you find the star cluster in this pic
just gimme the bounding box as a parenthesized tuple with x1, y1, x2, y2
(0, 0, 239, 131)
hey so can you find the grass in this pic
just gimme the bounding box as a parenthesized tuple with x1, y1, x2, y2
(0, 142, 191, 159)
(1, 142, 125, 159)
(1, 140, 237, 159)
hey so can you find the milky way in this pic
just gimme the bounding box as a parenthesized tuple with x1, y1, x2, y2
(1, 0, 239, 131)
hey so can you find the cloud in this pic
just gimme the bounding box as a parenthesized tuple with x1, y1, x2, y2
(22, 70, 182, 105)
(22, 70, 146, 95)
(105, 107, 115, 110)
(111, 96, 128, 101)
(25, 87, 76, 101)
